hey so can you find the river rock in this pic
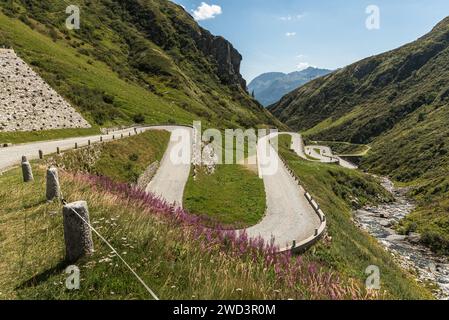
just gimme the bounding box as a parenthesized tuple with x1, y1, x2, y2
(386, 234, 407, 242)
(380, 220, 393, 228)
(407, 232, 422, 244)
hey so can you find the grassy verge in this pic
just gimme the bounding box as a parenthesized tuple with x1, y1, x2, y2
(184, 165, 265, 228)
(0, 166, 373, 300)
(309, 141, 370, 156)
(0, 127, 100, 145)
(277, 134, 433, 299)
(304, 153, 320, 161)
(47, 130, 170, 184)
(184, 134, 265, 228)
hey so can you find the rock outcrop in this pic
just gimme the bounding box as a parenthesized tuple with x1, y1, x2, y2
(196, 32, 247, 89)
(0, 49, 90, 132)
(116, 0, 247, 91)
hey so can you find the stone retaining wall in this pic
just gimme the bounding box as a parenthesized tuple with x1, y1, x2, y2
(0, 49, 90, 132)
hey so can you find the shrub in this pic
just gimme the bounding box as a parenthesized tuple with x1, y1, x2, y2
(129, 153, 139, 162)
(102, 93, 115, 104)
(417, 112, 426, 122)
(132, 113, 145, 124)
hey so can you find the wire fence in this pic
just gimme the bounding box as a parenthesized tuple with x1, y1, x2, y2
(60, 195, 159, 300)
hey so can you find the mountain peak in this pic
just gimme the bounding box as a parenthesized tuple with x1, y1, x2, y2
(248, 67, 332, 106)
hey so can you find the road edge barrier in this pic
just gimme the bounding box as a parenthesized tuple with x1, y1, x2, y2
(276, 144, 327, 254)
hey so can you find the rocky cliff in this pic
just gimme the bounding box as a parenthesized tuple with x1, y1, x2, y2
(197, 32, 246, 89)
(116, 0, 247, 90)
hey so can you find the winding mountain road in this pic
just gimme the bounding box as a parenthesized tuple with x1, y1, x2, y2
(145, 129, 323, 250)
(287, 132, 358, 170)
(0, 127, 153, 172)
(306, 145, 358, 169)
(145, 126, 192, 207)
(247, 131, 322, 250)
(0, 126, 339, 251)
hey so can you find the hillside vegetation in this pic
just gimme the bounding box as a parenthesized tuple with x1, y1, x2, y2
(270, 17, 449, 255)
(0, 0, 283, 142)
(277, 135, 432, 299)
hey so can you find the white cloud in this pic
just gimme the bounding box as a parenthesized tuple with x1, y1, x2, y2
(285, 32, 297, 37)
(280, 14, 305, 21)
(296, 54, 306, 59)
(192, 2, 222, 21)
(297, 62, 315, 71)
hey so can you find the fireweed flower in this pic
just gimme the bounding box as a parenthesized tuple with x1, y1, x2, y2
(67, 172, 378, 300)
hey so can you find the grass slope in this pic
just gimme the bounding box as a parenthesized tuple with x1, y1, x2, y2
(277, 135, 432, 299)
(270, 17, 449, 255)
(184, 165, 265, 228)
(0, 0, 284, 143)
(184, 135, 265, 228)
(47, 130, 170, 183)
(0, 127, 100, 145)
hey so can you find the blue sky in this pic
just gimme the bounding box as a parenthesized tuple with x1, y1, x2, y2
(172, 0, 449, 82)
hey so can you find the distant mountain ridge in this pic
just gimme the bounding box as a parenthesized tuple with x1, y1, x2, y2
(248, 67, 332, 107)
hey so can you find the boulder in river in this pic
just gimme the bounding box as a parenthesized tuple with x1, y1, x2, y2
(407, 232, 421, 244)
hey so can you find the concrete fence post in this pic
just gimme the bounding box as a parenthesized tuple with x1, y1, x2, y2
(100, 136, 103, 142)
(88, 140, 91, 146)
(134, 128, 137, 134)
(21, 156, 34, 182)
(75, 142, 78, 149)
(46, 167, 61, 201)
(129, 132, 131, 137)
(112, 135, 115, 140)
(57, 147, 60, 154)
(121, 133, 123, 139)
(38, 150, 43, 159)
(63, 201, 94, 262)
